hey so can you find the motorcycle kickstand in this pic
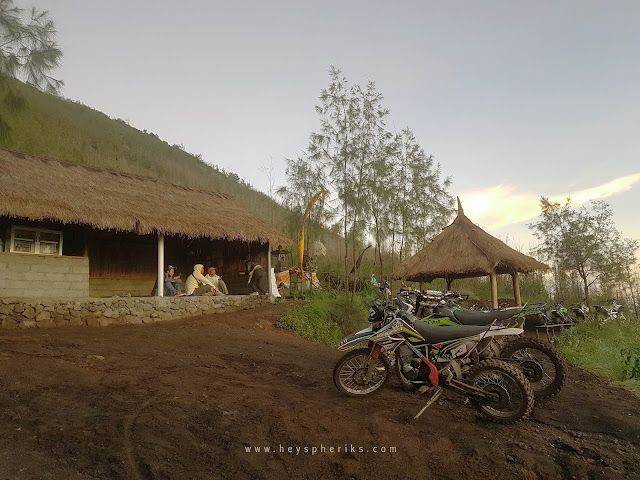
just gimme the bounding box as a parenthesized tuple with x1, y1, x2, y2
(414, 387, 443, 420)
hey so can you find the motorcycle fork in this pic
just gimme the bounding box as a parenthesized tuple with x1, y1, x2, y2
(364, 343, 383, 383)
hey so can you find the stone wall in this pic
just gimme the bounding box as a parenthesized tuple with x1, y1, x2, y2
(0, 252, 89, 298)
(0, 295, 273, 329)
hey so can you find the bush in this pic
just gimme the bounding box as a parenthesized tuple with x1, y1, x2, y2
(277, 290, 371, 346)
(621, 346, 640, 380)
(555, 317, 640, 394)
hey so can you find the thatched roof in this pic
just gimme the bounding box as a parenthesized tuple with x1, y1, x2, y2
(0, 148, 290, 244)
(393, 198, 548, 282)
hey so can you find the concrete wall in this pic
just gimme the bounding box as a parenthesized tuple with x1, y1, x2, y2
(0, 294, 273, 329)
(0, 252, 89, 298)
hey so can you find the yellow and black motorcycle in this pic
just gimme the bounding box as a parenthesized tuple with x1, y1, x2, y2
(333, 291, 534, 424)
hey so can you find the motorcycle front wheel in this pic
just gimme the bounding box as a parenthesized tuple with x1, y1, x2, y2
(500, 338, 567, 399)
(466, 359, 534, 424)
(333, 348, 390, 396)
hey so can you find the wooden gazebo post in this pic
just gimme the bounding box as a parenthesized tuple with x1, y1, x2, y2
(490, 269, 498, 309)
(512, 271, 522, 307)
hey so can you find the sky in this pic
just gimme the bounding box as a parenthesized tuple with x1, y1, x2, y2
(39, 0, 640, 251)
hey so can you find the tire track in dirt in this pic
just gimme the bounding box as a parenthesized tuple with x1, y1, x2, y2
(123, 395, 157, 480)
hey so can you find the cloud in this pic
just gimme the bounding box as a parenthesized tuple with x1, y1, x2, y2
(562, 174, 640, 205)
(459, 172, 640, 230)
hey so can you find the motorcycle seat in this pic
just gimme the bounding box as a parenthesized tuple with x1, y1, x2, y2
(411, 321, 490, 344)
(453, 307, 523, 326)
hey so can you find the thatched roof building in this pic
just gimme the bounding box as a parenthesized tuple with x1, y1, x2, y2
(0, 148, 290, 298)
(393, 198, 548, 307)
(0, 148, 289, 245)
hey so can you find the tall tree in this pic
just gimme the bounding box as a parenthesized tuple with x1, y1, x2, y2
(364, 130, 394, 280)
(346, 81, 389, 299)
(0, 0, 63, 92)
(529, 198, 638, 306)
(0, 0, 63, 139)
(277, 153, 328, 238)
(282, 67, 454, 294)
(306, 67, 389, 290)
(387, 128, 453, 265)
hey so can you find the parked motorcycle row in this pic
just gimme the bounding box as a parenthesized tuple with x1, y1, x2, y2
(332, 283, 571, 424)
(527, 298, 627, 338)
(462, 298, 626, 326)
(589, 299, 627, 322)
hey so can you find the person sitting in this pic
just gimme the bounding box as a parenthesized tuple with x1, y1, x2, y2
(246, 261, 269, 295)
(185, 263, 218, 296)
(205, 266, 229, 295)
(151, 265, 184, 296)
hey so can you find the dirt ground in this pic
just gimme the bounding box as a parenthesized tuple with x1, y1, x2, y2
(1, 304, 639, 480)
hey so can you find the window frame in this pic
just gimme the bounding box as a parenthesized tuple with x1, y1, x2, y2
(9, 225, 63, 256)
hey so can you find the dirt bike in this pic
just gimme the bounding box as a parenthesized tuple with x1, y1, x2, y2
(570, 302, 589, 321)
(517, 301, 575, 342)
(592, 299, 626, 323)
(396, 289, 567, 399)
(333, 291, 534, 424)
(548, 301, 573, 324)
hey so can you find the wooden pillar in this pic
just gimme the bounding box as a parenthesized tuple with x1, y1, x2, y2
(513, 271, 522, 307)
(157, 233, 164, 297)
(419, 280, 424, 292)
(446, 277, 453, 291)
(267, 241, 272, 295)
(490, 270, 498, 309)
(83, 230, 89, 257)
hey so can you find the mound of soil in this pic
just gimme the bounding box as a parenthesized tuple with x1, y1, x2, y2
(0, 304, 638, 479)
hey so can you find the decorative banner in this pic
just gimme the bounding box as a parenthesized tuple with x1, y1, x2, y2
(298, 190, 325, 274)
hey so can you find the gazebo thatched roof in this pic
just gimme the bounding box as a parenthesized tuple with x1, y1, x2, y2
(0, 148, 290, 245)
(393, 198, 548, 282)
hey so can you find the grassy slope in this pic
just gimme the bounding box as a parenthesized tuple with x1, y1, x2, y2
(0, 78, 288, 232)
(555, 318, 640, 394)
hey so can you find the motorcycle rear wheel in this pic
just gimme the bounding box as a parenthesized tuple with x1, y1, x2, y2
(499, 338, 567, 399)
(466, 359, 534, 424)
(333, 348, 390, 396)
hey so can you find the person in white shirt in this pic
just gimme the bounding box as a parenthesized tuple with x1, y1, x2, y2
(205, 266, 229, 295)
(185, 263, 217, 295)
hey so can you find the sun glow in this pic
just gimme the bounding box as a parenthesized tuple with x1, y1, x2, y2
(458, 173, 640, 230)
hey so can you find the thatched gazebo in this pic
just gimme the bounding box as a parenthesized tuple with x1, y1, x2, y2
(393, 198, 549, 308)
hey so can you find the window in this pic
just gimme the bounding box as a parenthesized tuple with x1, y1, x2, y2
(10, 226, 63, 256)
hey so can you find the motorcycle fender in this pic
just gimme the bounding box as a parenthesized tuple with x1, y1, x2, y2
(338, 326, 374, 350)
(484, 327, 524, 337)
(420, 357, 439, 386)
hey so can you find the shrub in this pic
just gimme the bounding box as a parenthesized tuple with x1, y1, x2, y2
(621, 346, 640, 380)
(277, 290, 370, 346)
(555, 317, 640, 394)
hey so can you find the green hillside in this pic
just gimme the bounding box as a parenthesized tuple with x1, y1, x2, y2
(0, 78, 288, 233)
